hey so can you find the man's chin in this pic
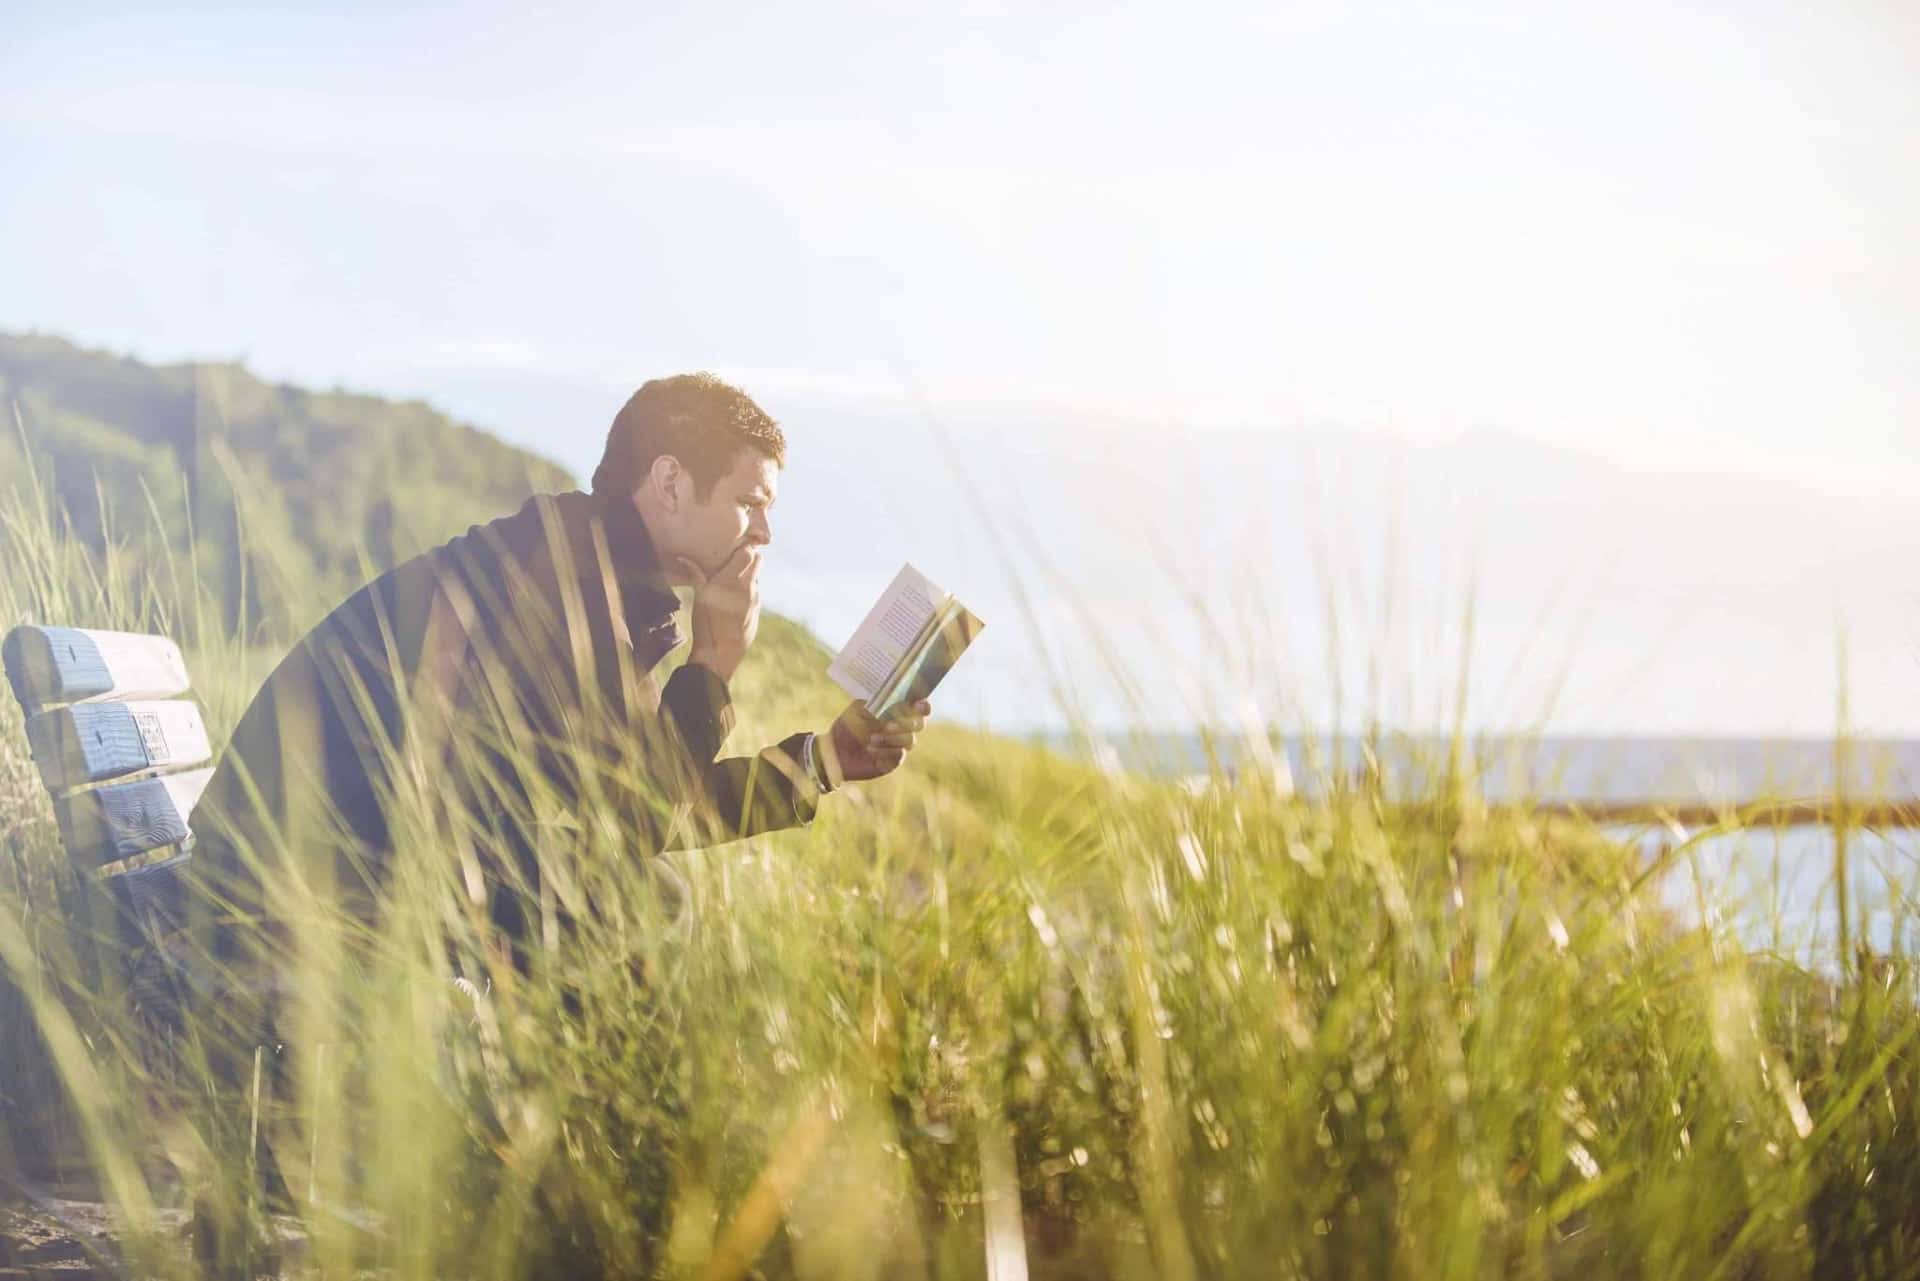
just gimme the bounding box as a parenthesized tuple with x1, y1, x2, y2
(680, 549, 732, 584)
(674, 542, 756, 585)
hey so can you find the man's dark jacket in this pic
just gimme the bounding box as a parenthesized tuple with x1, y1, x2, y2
(185, 489, 819, 964)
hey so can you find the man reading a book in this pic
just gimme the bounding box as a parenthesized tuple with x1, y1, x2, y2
(585, 372, 932, 814)
(184, 372, 930, 980)
(166, 374, 930, 1272)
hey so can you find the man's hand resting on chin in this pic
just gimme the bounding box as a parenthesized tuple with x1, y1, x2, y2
(822, 698, 931, 785)
(680, 544, 762, 682)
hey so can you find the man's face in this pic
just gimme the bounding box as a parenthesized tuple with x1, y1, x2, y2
(672, 448, 778, 578)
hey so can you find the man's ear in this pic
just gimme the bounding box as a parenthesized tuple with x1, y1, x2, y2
(647, 455, 685, 513)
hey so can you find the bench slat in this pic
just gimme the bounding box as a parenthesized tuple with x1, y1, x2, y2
(54, 767, 213, 870)
(25, 700, 213, 793)
(3, 626, 192, 710)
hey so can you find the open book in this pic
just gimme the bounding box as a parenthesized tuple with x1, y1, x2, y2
(827, 564, 985, 720)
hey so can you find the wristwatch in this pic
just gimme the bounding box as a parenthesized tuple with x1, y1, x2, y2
(802, 731, 836, 794)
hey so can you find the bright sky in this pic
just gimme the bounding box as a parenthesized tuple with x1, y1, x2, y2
(4, 1, 1918, 735)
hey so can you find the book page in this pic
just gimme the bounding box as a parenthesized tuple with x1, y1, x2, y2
(827, 563, 946, 702)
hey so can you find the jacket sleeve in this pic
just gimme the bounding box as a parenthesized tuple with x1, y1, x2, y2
(656, 662, 821, 847)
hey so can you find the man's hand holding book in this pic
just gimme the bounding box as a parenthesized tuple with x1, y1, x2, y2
(820, 696, 932, 787)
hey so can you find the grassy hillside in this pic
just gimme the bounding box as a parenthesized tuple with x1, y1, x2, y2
(0, 332, 574, 638)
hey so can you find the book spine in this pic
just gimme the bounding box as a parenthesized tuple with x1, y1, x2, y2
(869, 596, 956, 716)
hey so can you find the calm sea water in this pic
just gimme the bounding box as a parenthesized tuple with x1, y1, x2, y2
(1041, 733, 1920, 966)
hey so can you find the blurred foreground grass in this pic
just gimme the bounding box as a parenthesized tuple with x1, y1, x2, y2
(1, 465, 1917, 1281)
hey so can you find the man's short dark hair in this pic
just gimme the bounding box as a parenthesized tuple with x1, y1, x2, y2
(591, 373, 787, 501)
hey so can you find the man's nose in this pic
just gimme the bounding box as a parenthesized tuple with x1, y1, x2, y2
(747, 511, 772, 546)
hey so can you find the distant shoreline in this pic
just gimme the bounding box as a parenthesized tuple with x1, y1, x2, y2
(1027, 731, 1920, 806)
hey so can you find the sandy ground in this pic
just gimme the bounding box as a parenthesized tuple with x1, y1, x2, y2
(0, 1197, 190, 1279)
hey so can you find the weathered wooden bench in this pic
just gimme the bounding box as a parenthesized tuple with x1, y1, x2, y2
(0, 625, 217, 1186)
(3, 624, 214, 886)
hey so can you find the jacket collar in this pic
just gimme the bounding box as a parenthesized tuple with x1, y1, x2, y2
(590, 489, 682, 628)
